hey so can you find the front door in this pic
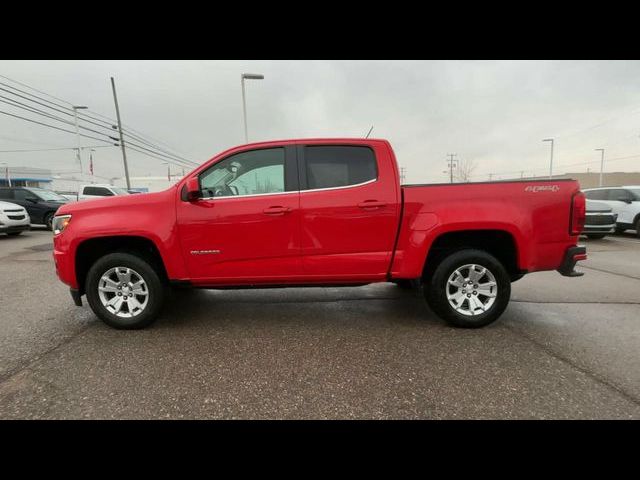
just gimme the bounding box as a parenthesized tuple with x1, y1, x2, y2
(176, 146, 302, 284)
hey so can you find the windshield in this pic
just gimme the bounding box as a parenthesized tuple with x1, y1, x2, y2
(30, 188, 67, 202)
(110, 187, 130, 195)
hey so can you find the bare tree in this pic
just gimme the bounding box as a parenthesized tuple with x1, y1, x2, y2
(454, 158, 477, 183)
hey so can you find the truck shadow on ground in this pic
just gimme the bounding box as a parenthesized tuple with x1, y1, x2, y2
(154, 284, 446, 330)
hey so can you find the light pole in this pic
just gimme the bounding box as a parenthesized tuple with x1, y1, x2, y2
(0, 162, 10, 187)
(241, 73, 264, 143)
(542, 138, 554, 179)
(72, 105, 88, 174)
(595, 148, 605, 186)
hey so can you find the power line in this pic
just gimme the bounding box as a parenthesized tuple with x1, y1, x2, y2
(124, 139, 198, 167)
(122, 130, 196, 165)
(0, 145, 112, 153)
(0, 109, 116, 145)
(126, 144, 196, 170)
(0, 74, 193, 162)
(0, 95, 122, 141)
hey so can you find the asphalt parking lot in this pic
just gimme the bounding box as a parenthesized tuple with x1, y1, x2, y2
(0, 229, 639, 419)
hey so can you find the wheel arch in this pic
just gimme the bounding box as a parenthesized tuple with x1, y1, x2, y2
(75, 235, 169, 296)
(422, 229, 521, 282)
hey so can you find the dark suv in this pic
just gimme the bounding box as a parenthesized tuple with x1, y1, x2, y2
(0, 187, 69, 230)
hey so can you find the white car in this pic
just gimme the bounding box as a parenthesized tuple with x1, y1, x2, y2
(77, 184, 131, 201)
(583, 186, 640, 237)
(0, 200, 31, 236)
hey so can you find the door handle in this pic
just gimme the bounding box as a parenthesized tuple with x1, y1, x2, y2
(263, 206, 292, 215)
(358, 200, 386, 209)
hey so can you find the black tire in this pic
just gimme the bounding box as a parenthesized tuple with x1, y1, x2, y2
(44, 212, 54, 231)
(635, 218, 640, 238)
(586, 233, 607, 240)
(85, 252, 166, 329)
(392, 279, 415, 290)
(7, 231, 22, 236)
(425, 249, 511, 328)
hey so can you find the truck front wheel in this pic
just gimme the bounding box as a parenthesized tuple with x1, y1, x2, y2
(85, 252, 166, 329)
(425, 249, 511, 328)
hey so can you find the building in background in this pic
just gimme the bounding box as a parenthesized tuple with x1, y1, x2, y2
(0, 167, 52, 188)
(521, 171, 640, 189)
(562, 172, 640, 189)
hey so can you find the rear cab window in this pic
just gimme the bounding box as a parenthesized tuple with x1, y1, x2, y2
(302, 145, 377, 190)
(84, 187, 113, 196)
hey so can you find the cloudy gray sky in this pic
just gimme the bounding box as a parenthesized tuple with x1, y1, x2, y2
(1, 60, 640, 184)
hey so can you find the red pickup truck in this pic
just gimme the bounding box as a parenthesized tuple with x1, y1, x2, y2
(52, 138, 586, 329)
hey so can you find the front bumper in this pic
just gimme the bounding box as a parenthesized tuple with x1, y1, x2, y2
(0, 224, 31, 234)
(557, 245, 587, 277)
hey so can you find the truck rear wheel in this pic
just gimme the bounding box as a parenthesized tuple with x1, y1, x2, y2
(85, 252, 166, 329)
(425, 249, 511, 328)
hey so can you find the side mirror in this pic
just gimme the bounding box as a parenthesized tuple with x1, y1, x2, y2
(617, 196, 632, 204)
(185, 177, 201, 202)
(26, 196, 39, 203)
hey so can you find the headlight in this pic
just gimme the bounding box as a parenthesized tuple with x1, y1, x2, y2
(52, 215, 72, 235)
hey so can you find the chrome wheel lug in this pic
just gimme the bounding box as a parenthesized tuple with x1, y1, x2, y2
(467, 294, 471, 298)
(473, 291, 477, 295)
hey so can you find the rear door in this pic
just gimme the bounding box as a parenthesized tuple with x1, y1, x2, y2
(607, 188, 635, 224)
(297, 142, 400, 281)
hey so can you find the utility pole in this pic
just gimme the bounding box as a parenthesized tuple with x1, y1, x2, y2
(110, 77, 131, 190)
(520, 171, 524, 179)
(446, 154, 457, 183)
(489, 173, 493, 181)
(72, 105, 87, 174)
(399, 167, 406, 183)
(542, 138, 554, 179)
(595, 148, 605, 186)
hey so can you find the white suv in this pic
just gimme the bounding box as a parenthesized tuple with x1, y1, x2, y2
(0, 200, 31, 236)
(583, 186, 640, 237)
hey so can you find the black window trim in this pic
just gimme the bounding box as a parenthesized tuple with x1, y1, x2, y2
(297, 144, 379, 193)
(196, 145, 298, 200)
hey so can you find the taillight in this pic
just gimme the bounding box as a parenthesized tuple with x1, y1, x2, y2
(570, 191, 586, 235)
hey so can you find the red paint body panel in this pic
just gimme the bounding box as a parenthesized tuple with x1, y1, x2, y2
(52, 138, 584, 293)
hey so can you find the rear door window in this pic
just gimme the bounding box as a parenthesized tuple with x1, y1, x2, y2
(0, 189, 13, 199)
(607, 189, 631, 202)
(303, 146, 377, 190)
(585, 189, 607, 200)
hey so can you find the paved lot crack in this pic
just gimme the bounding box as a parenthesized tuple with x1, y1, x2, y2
(0, 323, 92, 386)
(580, 265, 640, 281)
(503, 322, 640, 408)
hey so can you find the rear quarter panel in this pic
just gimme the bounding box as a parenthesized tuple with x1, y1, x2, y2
(391, 180, 581, 278)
